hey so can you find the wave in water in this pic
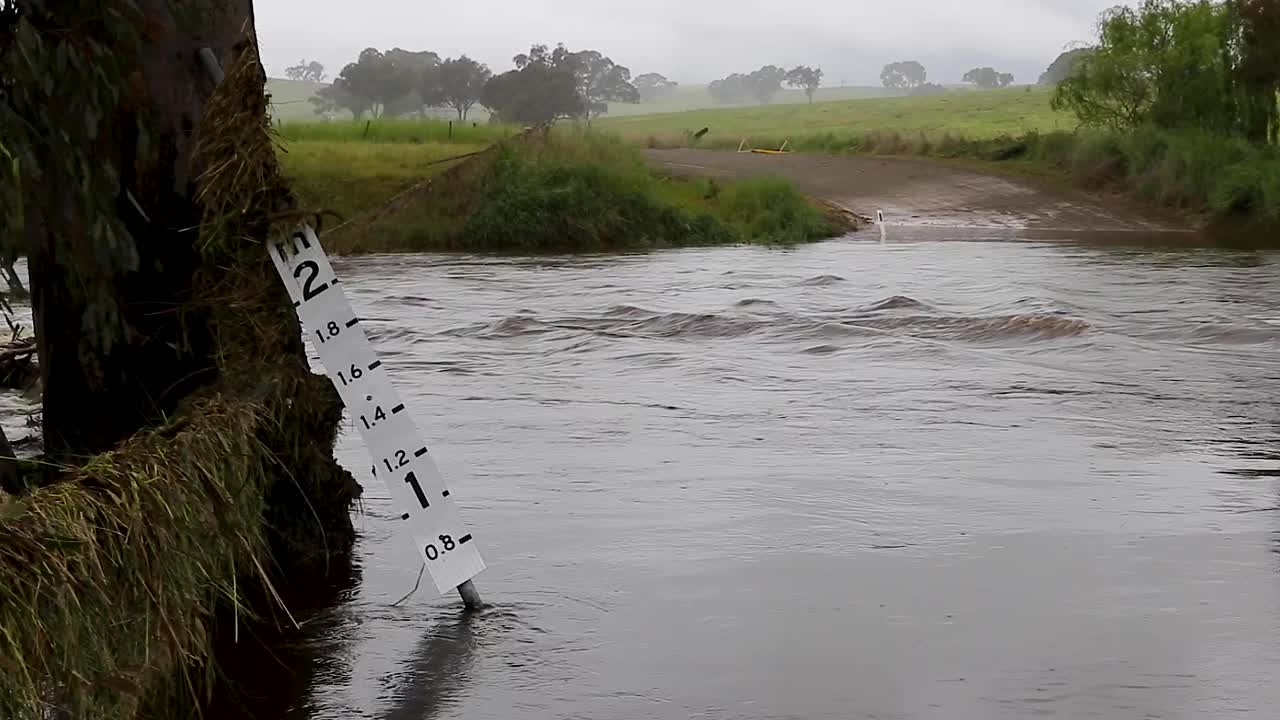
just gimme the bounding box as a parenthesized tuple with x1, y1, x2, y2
(850, 314, 1091, 341)
(443, 297, 1091, 345)
(857, 295, 937, 312)
(798, 274, 846, 287)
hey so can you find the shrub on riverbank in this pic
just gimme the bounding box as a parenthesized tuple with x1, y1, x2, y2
(457, 138, 735, 252)
(668, 176, 842, 246)
(311, 130, 850, 254)
(987, 127, 1279, 225)
(1024, 127, 1280, 224)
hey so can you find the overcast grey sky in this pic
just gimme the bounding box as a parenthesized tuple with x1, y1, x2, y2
(255, 0, 1126, 86)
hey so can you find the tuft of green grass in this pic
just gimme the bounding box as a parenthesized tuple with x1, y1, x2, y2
(717, 177, 840, 245)
(661, 176, 840, 246)
(0, 398, 270, 719)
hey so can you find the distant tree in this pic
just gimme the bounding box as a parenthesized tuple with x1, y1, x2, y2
(880, 60, 927, 89)
(285, 59, 327, 82)
(707, 73, 751, 104)
(1039, 48, 1094, 85)
(785, 65, 824, 102)
(508, 43, 637, 120)
(437, 55, 492, 121)
(309, 82, 371, 119)
(327, 47, 418, 118)
(909, 82, 948, 96)
(747, 65, 787, 104)
(635, 72, 679, 101)
(963, 67, 1014, 88)
(572, 49, 639, 119)
(385, 48, 442, 116)
(706, 67, 785, 105)
(482, 62, 584, 125)
(513, 43, 559, 70)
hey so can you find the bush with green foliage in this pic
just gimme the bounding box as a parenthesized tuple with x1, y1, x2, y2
(1021, 127, 1280, 222)
(460, 140, 734, 252)
(458, 132, 843, 251)
(1051, 0, 1279, 143)
(318, 131, 846, 254)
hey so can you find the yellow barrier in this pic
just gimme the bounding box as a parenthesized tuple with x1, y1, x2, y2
(738, 139, 791, 155)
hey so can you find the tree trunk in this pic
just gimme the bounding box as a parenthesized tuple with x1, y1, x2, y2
(0, 425, 19, 494)
(18, 0, 356, 563)
(24, 0, 264, 458)
(4, 3, 358, 714)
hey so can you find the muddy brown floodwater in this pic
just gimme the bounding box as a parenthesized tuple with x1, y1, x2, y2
(204, 203, 1280, 720)
(6, 158, 1271, 719)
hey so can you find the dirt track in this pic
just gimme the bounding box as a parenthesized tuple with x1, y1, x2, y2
(647, 149, 1193, 240)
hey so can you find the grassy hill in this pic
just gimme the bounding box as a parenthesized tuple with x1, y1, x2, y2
(264, 77, 904, 124)
(597, 86, 1074, 148)
(604, 84, 896, 117)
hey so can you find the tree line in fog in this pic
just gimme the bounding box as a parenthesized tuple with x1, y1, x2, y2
(288, 47, 1040, 123)
(296, 44, 681, 125)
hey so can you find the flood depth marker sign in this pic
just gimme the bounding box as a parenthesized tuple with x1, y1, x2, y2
(269, 225, 486, 601)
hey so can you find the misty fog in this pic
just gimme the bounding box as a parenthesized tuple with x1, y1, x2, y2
(256, 0, 1135, 86)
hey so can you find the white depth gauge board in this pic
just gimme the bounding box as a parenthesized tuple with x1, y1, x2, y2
(269, 226, 485, 595)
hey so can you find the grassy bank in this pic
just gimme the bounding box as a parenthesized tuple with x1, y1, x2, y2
(721, 126, 1280, 226)
(602, 84, 898, 117)
(276, 119, 506, 224)
(1015, 129, 1280, 224)
(278, 126, 852, 254)
(279, 140, 487, 222)
(600, 87, 1280, 226)
(277, 117, 513, 145)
